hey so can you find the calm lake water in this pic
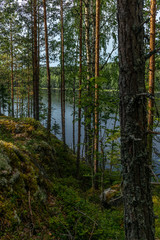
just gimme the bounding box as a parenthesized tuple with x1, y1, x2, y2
(2, 89, 118, 156)
(40, 90, 119, 153)
(3, 89, 160, 170)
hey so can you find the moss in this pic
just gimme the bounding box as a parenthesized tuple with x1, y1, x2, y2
(0, 116, 125, 239)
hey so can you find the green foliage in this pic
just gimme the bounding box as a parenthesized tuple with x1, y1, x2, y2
(0, 116, 124, 240)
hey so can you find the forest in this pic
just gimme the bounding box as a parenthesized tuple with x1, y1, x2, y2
(0, 0, 160, 239)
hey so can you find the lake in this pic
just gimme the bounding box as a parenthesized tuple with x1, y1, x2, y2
(39, 90, 119, 155)
(3, 89, 160, 172)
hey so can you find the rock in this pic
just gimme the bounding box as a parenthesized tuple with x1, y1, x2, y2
(100, 184, 123, 207)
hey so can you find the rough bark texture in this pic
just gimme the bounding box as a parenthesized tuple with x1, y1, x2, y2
(117, 0, 155, 239)
(148, 0, 156, 162)
(60, 0, 65, 144)
(43, 0, 51, 131)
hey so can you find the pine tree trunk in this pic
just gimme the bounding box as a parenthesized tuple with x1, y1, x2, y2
(148, 0, 156, 162)
(94, 0, 100, 189)
(84, 0, 92, 164)
(27, 64, 30, 118)
(117, 0, 155, 239)
(10, 25, 14, 118)
(60, 0, 65, 144)
(33, 0, 39, 120)
(37, 0, 40, 118)
(77, 0, 83, 177)
(91, 0, 95, 76)
(43, 0, 51, 131)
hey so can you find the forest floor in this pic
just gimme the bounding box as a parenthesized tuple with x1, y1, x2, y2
(0, 116, 160, 239)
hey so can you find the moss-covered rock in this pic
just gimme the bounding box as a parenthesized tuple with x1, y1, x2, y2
(0, 116, 124, 240)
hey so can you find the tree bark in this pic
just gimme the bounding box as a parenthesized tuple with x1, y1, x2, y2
(10, 24, 14, 118)
(84, 0, 92, 164)
(33, 0, 39, 120)
(94, 0, 100, 189)
(43, 0, 51, 131)
(117, 0, 155, 239)
(60, 0, 65, 144)
(148, 0, 156, 162)
(73, 76, 76, 154)
(77, 0, 83, 177)
(27, 63, 30, 118)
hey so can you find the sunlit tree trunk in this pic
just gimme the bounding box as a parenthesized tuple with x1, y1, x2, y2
(60, 0, 65, 143)
(94, 0, 100, 189)
(118, 0, 155, 238)
(43, 0, 51, 131)
(77, 0, 82, 177)
(148, 0, 156, 162)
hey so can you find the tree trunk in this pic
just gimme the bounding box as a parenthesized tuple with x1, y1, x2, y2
(43, 0, 51, 131)
(94, 0, 100, 189)
(10, 24, 14, 118)
(77, 0, 83, 177)
(91, 0, 95, 76)
(148, 0, 156, 162)
(31, 0, 35, 119)
(84, 0, 92, 164)
(60, 0, 65, 144)
(33, 0, 39, 120)
(73, 76, 76, 154)
(27, 63, 30, 118)
(37, 0, 40, 118)
(117, 0, 155, 239)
